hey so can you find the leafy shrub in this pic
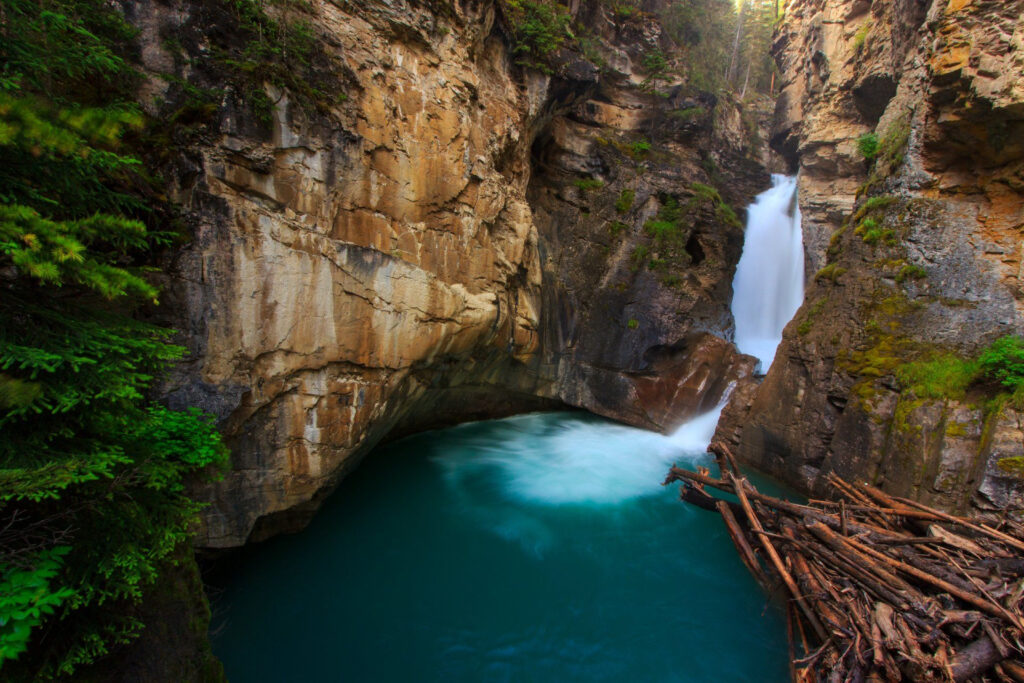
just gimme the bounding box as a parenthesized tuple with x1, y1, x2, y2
(853, 19, 872, 52)
(608, 220, 628, 236)
(615, 189, 636, 213)
(640, 49, 669, 93)
(857, 133, 879, 160)
(627, 318, 639, 329)
(979, 336, 1024, 390)
(503, 0, 573, 72)
(629, 139, 652, 158)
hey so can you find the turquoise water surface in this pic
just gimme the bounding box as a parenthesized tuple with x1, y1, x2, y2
(208, 411, 789, 682)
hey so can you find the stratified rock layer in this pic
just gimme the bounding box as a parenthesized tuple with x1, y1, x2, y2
(136, 0, 768, 547)
(718, 0, 1024, 513)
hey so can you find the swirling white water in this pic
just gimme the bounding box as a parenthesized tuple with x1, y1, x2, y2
(435, 404, 724, 507)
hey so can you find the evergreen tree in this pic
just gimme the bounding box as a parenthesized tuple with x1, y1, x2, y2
(0, 1, 227, 677)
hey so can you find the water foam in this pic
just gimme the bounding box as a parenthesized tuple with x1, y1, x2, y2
(433, 405, 723, 507)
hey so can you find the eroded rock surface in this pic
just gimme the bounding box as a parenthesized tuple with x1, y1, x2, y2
(135, 0, 769, 547)
(719, 0, 1024, 513)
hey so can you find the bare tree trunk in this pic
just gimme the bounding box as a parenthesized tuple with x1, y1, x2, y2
(740, 62, 752, 99)
(727, 0, 748, 84)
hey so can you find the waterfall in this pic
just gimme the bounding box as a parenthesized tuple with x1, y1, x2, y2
(730, 174, 804, 372)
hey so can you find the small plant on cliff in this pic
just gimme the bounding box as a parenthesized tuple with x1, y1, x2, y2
(627, 318, 640, 329)
(857, 133, 880, 160)
(503, 0, 573, 73)
(640, 49, 671, 95)
(896, 264, 927, 283)
(630, 244, 650, 270)
(210, 0, 348, 122)
(979, 336, 1024, 391)
(896, 354, 978, 401)
(893, 336, 1024, 407)
(853, 19, 872, 53)
(573, 177, 604, 192)
(615, 189, 636, 213)
(815, 263, 847, 283)
(629, 139, 652, 159)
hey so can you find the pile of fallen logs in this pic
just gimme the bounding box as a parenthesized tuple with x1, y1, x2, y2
(664, 443, 1024, 682)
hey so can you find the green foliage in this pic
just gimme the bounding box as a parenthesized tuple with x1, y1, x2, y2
(656, 0, 779, 95)
(896, 264, 927, 283)
(979, 336, 1024, 391)
(853, 19, 872, 52)
(660, 273, 682, 287)
(889, 338, 1024, 419)
(855, 217, 878, 234)
(640, 49, 670, 94)
(896, 354, 978, 401)
(0, 0, 139, 105)
(0, 2, 229, 676)
(641, 50, 668, 75)
(608, 220, 628, 237)
(630, 244, 649, 270)
(210, 0, 346, 123)
(859, 114, 913, 188)
(857, 133, 879, 160)
(628, 139, 652, 159)
(627, 318, 639, 329)
(873, 113, 912, 177)
(0, 548, 74, 664)
(855, 195, 897, 220)
(503, 0, 573, 72)
(861, 226, 896, 246)
(573, 177, 604, 192)
(643, 198, 685, 248)
(815, 263, 847, 282)
(615, 189, 636, 214)
(0, 205, 157, 302)
(691, 182, 741, 229)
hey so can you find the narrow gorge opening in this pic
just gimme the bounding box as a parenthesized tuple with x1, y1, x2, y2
(207, 176, 806, 681)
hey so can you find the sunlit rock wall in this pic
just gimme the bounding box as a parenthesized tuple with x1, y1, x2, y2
(133, 0, 770, 547)
(719, 0, 1024, 513)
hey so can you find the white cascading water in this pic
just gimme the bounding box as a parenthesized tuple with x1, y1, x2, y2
(731, 174, 805, 372)
(433, 177, 805, 515)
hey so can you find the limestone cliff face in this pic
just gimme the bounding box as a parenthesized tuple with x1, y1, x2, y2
(718, 0, 1024, 513)
(131, 0, 768, 547)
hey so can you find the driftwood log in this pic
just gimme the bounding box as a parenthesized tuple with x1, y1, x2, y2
(665, 443, 1024, 682)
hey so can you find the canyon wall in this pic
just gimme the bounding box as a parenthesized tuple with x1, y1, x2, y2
(718, 0, 1024, 513)
(132, 0, 768, 548)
